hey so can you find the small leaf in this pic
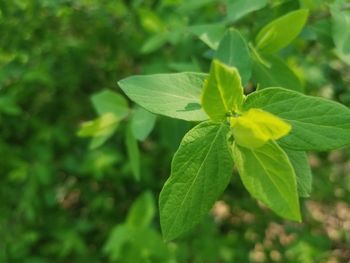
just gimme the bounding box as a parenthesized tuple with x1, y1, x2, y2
(226, 0, 268, 22)
(201, 60, 244, 121)
(141, 33, 168, 54)
(243, 87, 350, 151)
(282, 148, 312, 197)
(159, 122, 233, 241)
(230, 108, 291, 149)
(77, 113, 119, 149)
(126, 125, 140, 181)
(233, 141, 301, 221)
(255, 9, 309, 53)
(138, 8, 166, 33)
(127, 191, 155, 228)
(189, 23, 226, 50)
(91, 90, 129, 119)
(0, 96, 22, 115)
(252, 54, 303, 92)
(119, 72, 208, 121)
(330, 1, 350, 64)
(131, 107, 156, 141)
(215, 29, 252, 85)
(103, 224, 130, 261)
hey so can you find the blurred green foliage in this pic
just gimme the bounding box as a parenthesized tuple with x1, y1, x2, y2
(1, 0, 350, 262)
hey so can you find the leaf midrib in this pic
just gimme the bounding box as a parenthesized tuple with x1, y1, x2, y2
(251, 146, 296, 216)
(165, 124, 225, 238)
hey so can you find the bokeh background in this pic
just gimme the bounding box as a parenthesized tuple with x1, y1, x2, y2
(1, 0, 350, 262)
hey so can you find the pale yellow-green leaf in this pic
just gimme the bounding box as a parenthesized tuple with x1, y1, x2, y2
(77, 113, 119, 149)
(201, 59, 244, 121)
(230, 108, 291, 148)
(77, 113, 119, 138)
(255, 9, 309, 53)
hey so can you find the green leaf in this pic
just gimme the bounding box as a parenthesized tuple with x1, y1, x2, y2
(232, 141, 301, 221)
(189, 23, 226, 50)
(127, 191, 155, 228)
(131, 107, 156, 141)
(255, 9, 309, 53)
(159, 122, 233, 241)
(0, 96, 22, 115)
(91, 89, 129, 119)
(215, 29, 252, 85)
(177, 0, 217, 13)
(252, 54, 303, 92)
(201, 60, 244, 121)
(243, 87, 350, 151)
(103, 224, 130, 261)
(138, 8, 166, 33)
(118, 72, 208, 121)
(226, 0, 268, 22)
(330, 1, 350, 64)
(77, 113, 119, 149)
(141, 33, 168, 54)
(126, 125, 140, 181)
(282, 148, 312, 197)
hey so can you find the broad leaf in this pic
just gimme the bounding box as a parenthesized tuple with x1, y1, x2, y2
(230, 108, 291, 149)
(118, 72, 208, 121)
(233, 141, 301, 221)
(255, 9, 309, 53)
(215, 29, 252, 85)
(189, 23, 226, 50)
(243, 87, 350, 151)
(201, 60, 244, 121)
(252, 54, 303, 92)
(126, 125, 140, 181)
(131, 107, 156, 141)
(159, 122, 233, 241)
(282, 148, 312, 197)
(91, 89, 129, 119)
(226, 0, 268, 22)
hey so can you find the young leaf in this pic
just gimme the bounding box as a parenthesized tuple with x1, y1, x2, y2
(131, 107, 156, 141)
(77, 113, 119, 149)
(226, 0, 268, 23)
(232, 141, 301, 221)
(255, 9, 309, 53)
(252, 54, 303, 92)
(189, 23, 226, 50)
(243, 87, 350, 151)
(91, 90, 129, 119)
(230, 108, 291, 149)
(215, 29, 252, 85)
(126, 125, 140, 181)
(201, 60, 244, 121)
(282, 148, 312, 197)
(118, 72, 208, 121)
(159, 122, 233, 241)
